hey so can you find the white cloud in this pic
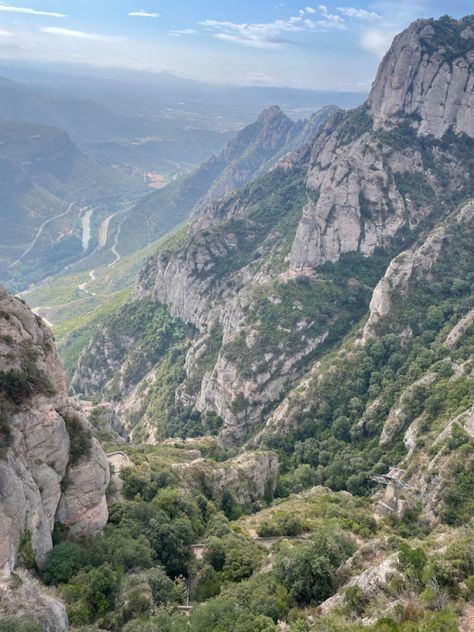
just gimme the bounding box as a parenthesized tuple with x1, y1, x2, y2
(40, 27, 122, 41)
(199, 11, 345, 48)
(128, 10, 160, 18)
(246, 70, 275, 84)
(199, 17, 304, 48)
(319, 4, 328, 14)
(169, 28, 196, 37)
(305, 6, 317, 13)
(337, 6, 382, 21)
(0, 3, 65, 17)
(360, 28, 394, 57)
(0, 28, 13, 36)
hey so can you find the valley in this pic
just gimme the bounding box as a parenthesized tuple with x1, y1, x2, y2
(0, 11, 474, 632)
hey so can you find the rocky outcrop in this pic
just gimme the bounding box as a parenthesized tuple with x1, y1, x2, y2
(172, 450, 279, 506)
(0, 569, 68, 631)
(368, 18, 474, 138)
(193, 104, 339, 219)
(289, 16, 474, 272)
(74, 16, 474, 448)
(319, 554, 400, 614)
(362, 200, 474, 341)
(0, 287, 109, 577)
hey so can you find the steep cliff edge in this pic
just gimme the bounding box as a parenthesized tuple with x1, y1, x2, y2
(0, 287, 109, 577)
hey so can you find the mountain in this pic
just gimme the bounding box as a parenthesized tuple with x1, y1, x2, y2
(7, 15, 474, 632)
(0, 120, 141, 289)
(116, 104, 339, 255)
(72, 15, 474, 455)
(0, 62, 365, 127)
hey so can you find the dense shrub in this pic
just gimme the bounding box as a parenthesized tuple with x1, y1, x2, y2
(42, 541, 85, 585)
(63, 414, 92, 465)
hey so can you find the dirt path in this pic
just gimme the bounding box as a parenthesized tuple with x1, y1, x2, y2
(460, 604, 474, 632)
(78, 269, 97, 295)
(9, 201, 76, 268)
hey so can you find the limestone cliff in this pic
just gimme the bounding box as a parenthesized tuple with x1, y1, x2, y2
(0, 287, 109, 577)
(290, 15, 474, 271)
(172, 449, 279, 507)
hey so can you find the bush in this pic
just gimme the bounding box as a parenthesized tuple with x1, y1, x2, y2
(63, 415, 92, 466)
(398, 543, 428, 587)
(344, 585, 366, 616)
(147, 566, 179, 605)
(18, 531, 36, 570)
(0, 616, 42, 632)
(62, 564, 119, 625)
(465, 575, 474, 601)
(257, 513, 306, 538)
(0, 404, 11, 452)
(42, 541, 85, 585)
(274, 529, 355, 606)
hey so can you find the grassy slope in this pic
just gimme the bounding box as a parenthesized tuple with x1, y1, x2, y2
(24, 225, 189, 376)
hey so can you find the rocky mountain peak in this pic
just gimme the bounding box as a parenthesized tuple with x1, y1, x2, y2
(368, 15, 474, 138)
(257, 104, 288, 124)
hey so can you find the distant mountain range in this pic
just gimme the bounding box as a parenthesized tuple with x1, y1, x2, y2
(116, 104, 339, 255)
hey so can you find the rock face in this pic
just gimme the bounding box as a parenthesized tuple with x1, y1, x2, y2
(192, 104, 340, 217)
(289, 15, 474, 271)
(0, 569, 69, 632)
(362, 200, 474, 341)
(172, 450, 279, 506)
(118, 104, 338, 257)
(368, 19, 474, 138)
(0, 287, 109, 577)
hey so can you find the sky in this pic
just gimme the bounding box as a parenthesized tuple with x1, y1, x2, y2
(0, 0, 472, 90)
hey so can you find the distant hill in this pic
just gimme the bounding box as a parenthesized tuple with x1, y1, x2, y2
(0, 75, 154, 142)
(0, 74, 233, 176)
(0, 120, 141, 287)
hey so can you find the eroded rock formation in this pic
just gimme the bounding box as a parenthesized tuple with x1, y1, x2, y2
(0, 287, 109, 577)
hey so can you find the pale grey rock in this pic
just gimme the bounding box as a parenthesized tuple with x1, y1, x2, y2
(56, 436, 109, 538)
(0, 288, 109, 577)
(362, 200, 474, 341)
(444, 308, 474, 348)
(192, 104, 340, 221)
(290, 18, 474, 272)
(172, 450, 279, 506)
(368, 19, 474, 138)
(0, 569, 68, 631)
(379, 373, 436, 447)
(319, 554, 400, 614)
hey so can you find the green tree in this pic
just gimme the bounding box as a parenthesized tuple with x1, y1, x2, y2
(42, 541, 85, 585)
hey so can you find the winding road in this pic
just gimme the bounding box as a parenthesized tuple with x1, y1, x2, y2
(109, 216, 126, 266)
(8, 201, 76, 269)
